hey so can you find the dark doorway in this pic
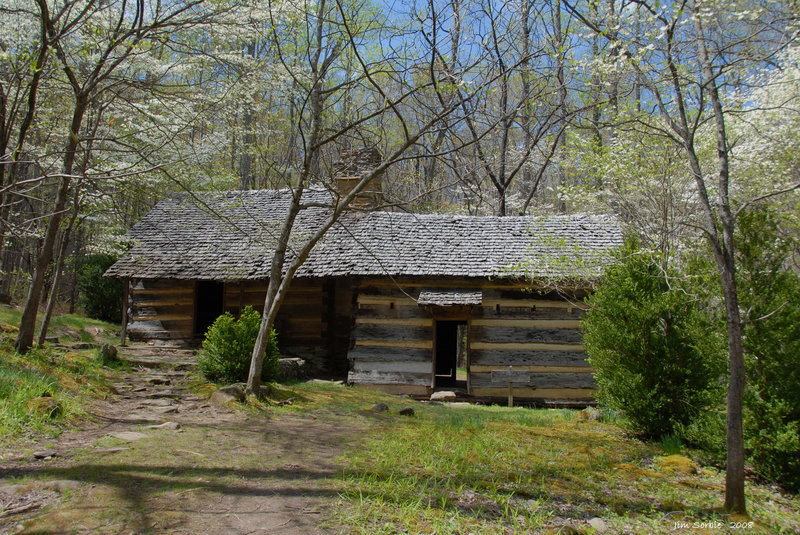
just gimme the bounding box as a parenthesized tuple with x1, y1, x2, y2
(195, 281, 224, 337)
(435, 320, 468, 387)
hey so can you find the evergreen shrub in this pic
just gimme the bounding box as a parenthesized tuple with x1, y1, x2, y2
(197, 306, 279, 384)
(583, 240, 724, 439)
(736, 209, 800, 491)
(76, 254, 123, 323)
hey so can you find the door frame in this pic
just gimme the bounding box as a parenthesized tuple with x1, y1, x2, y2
(430, 310, 471, 391)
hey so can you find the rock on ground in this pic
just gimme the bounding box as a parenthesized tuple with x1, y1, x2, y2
(210, 385, 247, 407)
(276, 358, 309, 382)
(430, 391, 456, 402)
(577, 407, 601, 421)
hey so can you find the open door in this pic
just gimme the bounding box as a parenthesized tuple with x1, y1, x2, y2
(434, 320, 468, 388)
(195, 280, 224, 338)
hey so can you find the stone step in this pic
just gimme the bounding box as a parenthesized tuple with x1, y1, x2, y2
(118, 353, 196, 370)
(121, 345, 196, 357)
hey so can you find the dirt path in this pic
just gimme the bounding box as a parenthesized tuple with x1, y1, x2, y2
(0, 346, 351, 534)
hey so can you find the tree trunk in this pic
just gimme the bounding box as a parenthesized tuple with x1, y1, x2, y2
(246, 187, 303, 394)
(15, 94, 87, 353)
(36, 195, 79, 346)
(689, 0, 746, 512)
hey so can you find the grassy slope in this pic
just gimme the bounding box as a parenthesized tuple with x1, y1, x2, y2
(0, 306, 120, 440)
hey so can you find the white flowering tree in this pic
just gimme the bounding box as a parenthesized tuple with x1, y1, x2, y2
(14, 0, 228, 352)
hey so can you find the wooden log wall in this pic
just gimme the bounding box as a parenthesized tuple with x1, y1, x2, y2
(224, 278, 340, 376)
(127, 278, 195, 341)
(348, 278, 596, 401)
(469, 289, 595, 400)
(348, 280, 434, 396)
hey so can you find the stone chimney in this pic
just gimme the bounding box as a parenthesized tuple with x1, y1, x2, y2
(333, 147, 384, 210)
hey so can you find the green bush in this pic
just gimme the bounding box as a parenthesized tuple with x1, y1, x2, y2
(197, 306, 279, 384)
(583, 240, 725, 439)
(675, 408, 727, 466)
(736, 209, 800, 491)
(76, 254, 123, 323)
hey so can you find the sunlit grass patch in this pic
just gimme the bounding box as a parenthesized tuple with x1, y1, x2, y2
(0, 329, 117, 441)
(0, 305, 119, 346)
(325, 393, 800, 534)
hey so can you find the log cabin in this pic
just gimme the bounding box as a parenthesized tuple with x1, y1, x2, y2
(105, 155, 623, 403)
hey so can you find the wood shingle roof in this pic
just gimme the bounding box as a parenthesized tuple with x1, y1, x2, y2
(105, 189, 623, 281)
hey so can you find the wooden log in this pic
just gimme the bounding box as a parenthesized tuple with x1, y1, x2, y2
(127, 327, 193, 340)
(471, 365, 593, 373)
(132, 302, 194, 313)
(347, 346, 431, 362)
(131, 313, 193, 322)
(354, 317, 432, 327)
(281, 325, 324, 336)
(489, 370, 532, 385)
(348, 370, 431, 386)
(470, 387, 596, 399)
(471, 341, 584, 351)
(356, 304, 431, 319)
(482, 298, 587, 310)
(470, 371, 596, 389)
(135, 297, 195, 307)
(279, 335, 327, 346)
(471, 318, 581, 328)
(476, 306, 584, 320)
(279, 296, 324, 306)
(353, 360, 432, 373)
(471, 325, 584, 344)
(160, 319, 194, 328)
(132, 287, 194, 296)
(281, 317, 324, 326)
(357, 295, 418, 306)
(354, 339, 433, 349)
(352, 324, 432, 342)
(470, 349, 590, 367)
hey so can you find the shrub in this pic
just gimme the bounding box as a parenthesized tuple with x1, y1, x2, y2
(736, 209, 800, 490)
(583, 240, 725, 439)
(197, 306, 279, 384)
(76, 254, 123, 323)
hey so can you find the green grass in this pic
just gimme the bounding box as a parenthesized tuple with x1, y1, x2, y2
(0, 306, 120, 440)
(0, 304, 120, 345)
(262, 388, 796, 535)
(251, 381, 800, 533)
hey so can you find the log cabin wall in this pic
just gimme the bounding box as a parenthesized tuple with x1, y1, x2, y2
(127, 278, 195, 341)
(469, 288, 595, 401)
(223, 278, 346, 377)
(348, 279, 435, 396)
(348, 278, 596, 402)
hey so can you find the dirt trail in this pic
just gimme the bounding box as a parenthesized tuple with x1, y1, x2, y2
(0, 345, 349, 534)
